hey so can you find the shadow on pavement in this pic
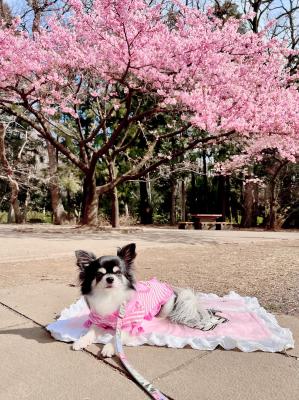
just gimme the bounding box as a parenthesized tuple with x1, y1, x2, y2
(0, 325, 54, 344)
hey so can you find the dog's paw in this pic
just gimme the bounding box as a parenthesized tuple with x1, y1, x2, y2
(72, 339, 87, 351)
(101, 342, 115, 358)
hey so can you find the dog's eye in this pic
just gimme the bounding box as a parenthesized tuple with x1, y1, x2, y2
(96, 272, 104, 280)
(113, 266, 121, 274)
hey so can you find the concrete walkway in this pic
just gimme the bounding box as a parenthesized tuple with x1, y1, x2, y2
(0, 226, 298, 400)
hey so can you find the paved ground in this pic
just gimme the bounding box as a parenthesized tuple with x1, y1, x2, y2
(0, 224, 298, 399)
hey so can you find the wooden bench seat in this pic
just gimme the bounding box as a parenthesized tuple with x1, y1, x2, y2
(191, 214, 224, 230)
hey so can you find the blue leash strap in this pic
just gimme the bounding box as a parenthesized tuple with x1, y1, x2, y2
(115, 302, 169, 400)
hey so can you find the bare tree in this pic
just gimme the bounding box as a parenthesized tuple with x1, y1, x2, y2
(270, 0, 299, 73)
(0, 122, 24, 223)
(0, 114, 47, 223)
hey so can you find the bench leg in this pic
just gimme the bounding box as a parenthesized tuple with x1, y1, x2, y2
(194, 221, 202, 230)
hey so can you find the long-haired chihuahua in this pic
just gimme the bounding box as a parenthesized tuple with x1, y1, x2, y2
(73, 243, 225, 357)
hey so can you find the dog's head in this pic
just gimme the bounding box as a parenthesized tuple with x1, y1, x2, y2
(75, 243, 136, 295)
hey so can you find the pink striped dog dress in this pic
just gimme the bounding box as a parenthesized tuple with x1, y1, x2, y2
(84, 278, 174, 335)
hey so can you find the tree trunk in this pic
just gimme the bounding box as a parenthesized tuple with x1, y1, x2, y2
(252, 183, 259, 227)
(232, 180, 243, 225)
(241, 181, 254, 228)
(218, 175, 226, 220)
(202, 149, 208, 213)
(241, 167, 258, 228)
(0, 122, 23, 223)
(266, 161, 288, 230)
(108, 160, 120, 228)
(8, 178, 23, 223)
(181, 179, 186, 221)
(268, 180, 277, 230)
(189, 172, 197, 214)
(146, 173, 152, 204)
(6, 178, 22, 223)
(47, 143, 66, 225)
(23, 189, 30, 223)
(170, 177, 177, 225)
(81, 173, 99, 226)
(139, 178, 153, 224)
(30, 1, 42, 36)
(111, 186, 120, 228)
(225, 176, 232, 222)
(217, 175, 232, 221)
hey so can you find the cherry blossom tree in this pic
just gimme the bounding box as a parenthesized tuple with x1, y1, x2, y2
(0, 0, 299, 225)
(215, 132, 299, 228)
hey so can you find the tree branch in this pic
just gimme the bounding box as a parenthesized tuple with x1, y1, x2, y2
(96, 130, 235, 194)
(0, 104, 89, 173)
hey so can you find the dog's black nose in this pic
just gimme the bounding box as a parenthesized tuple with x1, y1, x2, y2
(106, 277, 114, 284)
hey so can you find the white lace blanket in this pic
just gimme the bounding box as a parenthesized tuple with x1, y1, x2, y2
(46, 291, 294, 353)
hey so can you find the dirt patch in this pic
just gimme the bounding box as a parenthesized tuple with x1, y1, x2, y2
(1, 237, 298, 316)
(136, 244, 299, 317)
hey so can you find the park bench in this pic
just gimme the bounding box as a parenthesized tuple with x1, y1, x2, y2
(191, 214, 224, 230)
(178, 221, 194, 229)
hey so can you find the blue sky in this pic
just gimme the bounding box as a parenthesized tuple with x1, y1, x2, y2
(6, 0, 27, 14)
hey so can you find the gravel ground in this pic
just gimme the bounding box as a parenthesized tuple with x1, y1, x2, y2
(0, 224, 298, 316)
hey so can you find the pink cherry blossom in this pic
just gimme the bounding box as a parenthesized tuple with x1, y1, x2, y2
(0, 0, 298, 165)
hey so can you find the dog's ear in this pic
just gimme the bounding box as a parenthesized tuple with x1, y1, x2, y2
(117, 243, 136, 269)
(75, 250, 96, 271)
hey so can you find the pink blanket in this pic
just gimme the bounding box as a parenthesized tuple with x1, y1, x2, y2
(47, 292, 294, 353)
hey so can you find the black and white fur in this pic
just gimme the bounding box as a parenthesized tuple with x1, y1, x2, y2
(73, 243, 226, 357)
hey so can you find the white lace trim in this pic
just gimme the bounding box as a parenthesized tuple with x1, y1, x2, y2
(46, 291, 294, 353)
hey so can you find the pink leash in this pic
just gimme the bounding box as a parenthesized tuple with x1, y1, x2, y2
(115, 302, 169, 400)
